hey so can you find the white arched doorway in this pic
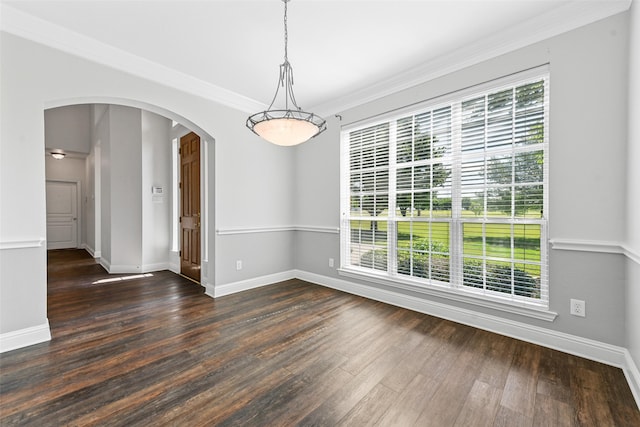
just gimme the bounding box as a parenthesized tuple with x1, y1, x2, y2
(44, 98, 215, 284)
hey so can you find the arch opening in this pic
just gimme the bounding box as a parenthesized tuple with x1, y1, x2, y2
(43, 97, 214, 290)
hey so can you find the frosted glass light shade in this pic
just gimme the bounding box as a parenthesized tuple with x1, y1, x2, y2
(254, 118, 320, 146)
(246, 109, 327, 146)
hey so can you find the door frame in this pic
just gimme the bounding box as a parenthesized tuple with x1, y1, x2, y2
(45, 179, 82, 250)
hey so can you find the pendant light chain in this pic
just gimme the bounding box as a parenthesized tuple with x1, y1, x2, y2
(283, 0, 288, 63)
(281, 0, 299, 111)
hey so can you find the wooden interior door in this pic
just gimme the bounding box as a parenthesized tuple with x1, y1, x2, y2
(46, 181, 78, 249)
(180, 132, 201, 282)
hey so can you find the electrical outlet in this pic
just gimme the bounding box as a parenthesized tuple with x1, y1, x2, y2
(329, 258, 334, 268)
(570, 299, 585, 317)
(236, 260, 242, 271)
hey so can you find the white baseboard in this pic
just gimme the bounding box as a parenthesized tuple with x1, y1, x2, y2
(295, 270, 629, 369)
(108, 265, 140, 274)
(200, 268, 639, 406)
(168, 251, 180, 274)
(624, 350, 640, 410)
(141, 263, 170, 273)
(0, 320, 51, 353)
(206, 270, 297, 298)
(297, 269, 640, 409)
(81, 244, 101, 259)
(104, 264, 143, 274)
(99, 257, 111, 272)
(99, 258, 173, 274)
(205, 268, 630, 371)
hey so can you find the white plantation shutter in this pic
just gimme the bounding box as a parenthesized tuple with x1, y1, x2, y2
(341, 67, 549, 310)
(458, 77, 548, 305)
(348, 124, 390, 271)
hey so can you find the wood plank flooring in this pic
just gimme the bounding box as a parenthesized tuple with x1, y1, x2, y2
(1, 249, 638, 426)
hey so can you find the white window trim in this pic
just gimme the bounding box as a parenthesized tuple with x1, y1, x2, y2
(337, 267, 557, 321)
(340, 65, 553, 320)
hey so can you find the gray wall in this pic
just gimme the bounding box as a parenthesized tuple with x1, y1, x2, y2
(141, 110, 172, 271)
(295, 12, 630, 346)
(626, 1, 640, 378)
(85, 111, 99, 257)
(108, 106, 143, 271)
(96, 105, 111, 263)
(45, 105, 91, 154)
(90, 105, 173, 272)
(0, 29, 295, 337)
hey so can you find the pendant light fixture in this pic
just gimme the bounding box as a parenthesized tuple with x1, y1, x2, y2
(246, 0, 326, 146)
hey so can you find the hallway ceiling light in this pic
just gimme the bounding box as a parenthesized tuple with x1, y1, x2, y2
(51, 151, 66, 160)
(246, 0, 326, 147)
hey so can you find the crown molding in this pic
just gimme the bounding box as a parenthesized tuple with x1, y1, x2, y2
(313, 0, 632, 116)
(0, 4, 266, 114)
(0, 1, 631, 117)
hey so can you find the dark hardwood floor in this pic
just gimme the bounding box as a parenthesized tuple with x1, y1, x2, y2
(1, 249, 638, 426)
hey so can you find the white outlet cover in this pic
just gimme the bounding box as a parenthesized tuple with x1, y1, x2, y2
(570, 299, 585, 317)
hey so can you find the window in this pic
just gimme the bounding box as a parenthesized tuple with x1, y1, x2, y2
(340, 68, 549, 310)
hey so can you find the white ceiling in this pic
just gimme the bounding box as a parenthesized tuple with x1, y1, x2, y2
(0, 0, 631, 115)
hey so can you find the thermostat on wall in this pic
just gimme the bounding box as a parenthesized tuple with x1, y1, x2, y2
(152, 186, 165, 203)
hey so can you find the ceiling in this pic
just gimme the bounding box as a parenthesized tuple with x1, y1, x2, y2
(0, 0, 631, 116)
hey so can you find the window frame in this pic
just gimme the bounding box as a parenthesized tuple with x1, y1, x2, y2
(339, 66, 553, 320)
